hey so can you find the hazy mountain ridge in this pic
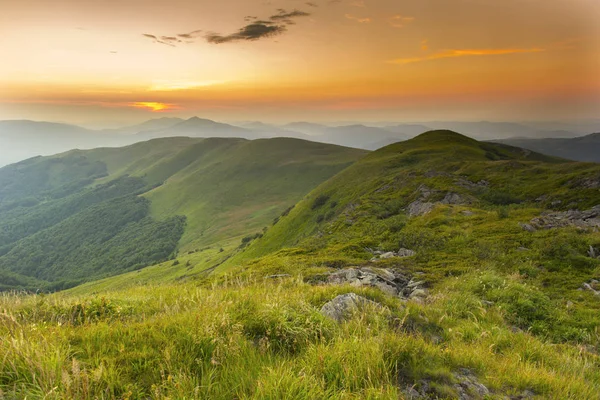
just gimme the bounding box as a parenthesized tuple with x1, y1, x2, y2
(496, 132, 600, 162)
(2, 117, 596, 167)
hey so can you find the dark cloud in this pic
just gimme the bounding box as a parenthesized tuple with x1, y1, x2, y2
(143, 8, 310, 46)
(270, 9, 311, 21)
(206, 23, 286, 44)
(305, 2, 318, 7)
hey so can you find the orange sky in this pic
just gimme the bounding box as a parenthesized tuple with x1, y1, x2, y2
(0, 0, 599, 125)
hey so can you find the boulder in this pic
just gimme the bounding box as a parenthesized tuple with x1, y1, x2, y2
(397, 248, 416, 257)
(320, 293, 381, 322)
(407, 200, 435, 217)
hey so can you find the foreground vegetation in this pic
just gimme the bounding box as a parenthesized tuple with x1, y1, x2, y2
(1, 131, 599, 398)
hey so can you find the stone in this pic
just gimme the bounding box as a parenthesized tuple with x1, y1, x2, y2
(397, 248, 416, 257)
(529, 205, 600, 230)
(519, 223, 536, 232)
(320, 293, 380, 322)
(461, 210, 475, 216)
(407, 200, 435, 217)
(453, 369, 490, 399)
(441, 192, 465, 205)
(379, 251, 396, 259)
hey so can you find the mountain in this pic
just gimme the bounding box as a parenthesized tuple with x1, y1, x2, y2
(103, 117, 185, 134)
(420, 121, 588, 140)
(135, 116, 259, 140)
(3, 130, 600, 398)
(495, 132, 600, 162)
(0, 120, 129, 167)
(0, 137, 366, 290)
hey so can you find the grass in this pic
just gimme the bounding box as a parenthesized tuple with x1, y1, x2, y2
(1, 275, 599, 399)
(1, 131, 600, 398)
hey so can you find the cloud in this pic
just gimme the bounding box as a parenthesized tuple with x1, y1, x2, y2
(177, 30, 203, 39)
(305, 2, 318, 7)
(345, 14, 371, 23)
(351, 0, 365, 7)
(206, 23, 286, 43)
(144, 9, 311, 46)
(389, 47, 546, 65)
(420, 39, 428, 51)
(389, 15, 414, 28)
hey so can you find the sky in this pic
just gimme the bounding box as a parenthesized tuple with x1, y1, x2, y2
(0, 0, 599, 127)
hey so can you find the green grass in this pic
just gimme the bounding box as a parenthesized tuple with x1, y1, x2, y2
(1, 131, 600, 398)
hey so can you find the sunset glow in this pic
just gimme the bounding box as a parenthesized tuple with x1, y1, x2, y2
(129, 102, 177, 112)
(0, 0, 598, 125)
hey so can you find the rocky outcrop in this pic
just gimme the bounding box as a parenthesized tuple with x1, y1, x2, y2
(407, 200, 436, 217)
(403, 369, 491, 400)
(324, 267, 427, 300)
(369, 248, 416, 262)
(407, 185, 470, 217)
(528, 206, 600, 230)
(320, 293, 381, 322)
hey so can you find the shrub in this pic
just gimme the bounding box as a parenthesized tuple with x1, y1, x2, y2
(311, 194, 330, 210)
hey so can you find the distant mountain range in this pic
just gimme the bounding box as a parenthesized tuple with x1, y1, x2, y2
(496, 133, 600, 162)
(1, 117, 598, 166)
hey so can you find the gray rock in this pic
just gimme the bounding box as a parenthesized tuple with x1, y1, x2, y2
(582, 282, 600, 296)
(397, 248, 416, 257)
(454, 369, 490, 399)
(529, 205, 600, 230)
(519, 222, 536, 232)
(441, 192, 465, 205)
(588, 245, 597, 259)
(320, 293, 380, 322)
(407, 279, 424, 289)
(379, 251, 396, 259)
(407, 200, 435, 217)
(461, 210, 475, 216)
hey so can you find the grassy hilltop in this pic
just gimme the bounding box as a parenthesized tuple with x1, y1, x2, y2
(1, 131, 600, 399)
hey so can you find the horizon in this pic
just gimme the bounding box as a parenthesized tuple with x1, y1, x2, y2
(1, 0, 599, 125)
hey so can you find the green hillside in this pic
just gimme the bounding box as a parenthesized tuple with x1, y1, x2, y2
(0, 137, 366, 291)
(2, 131, 600, 398)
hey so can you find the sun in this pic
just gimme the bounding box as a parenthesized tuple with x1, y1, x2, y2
(129, 102, 176, 112)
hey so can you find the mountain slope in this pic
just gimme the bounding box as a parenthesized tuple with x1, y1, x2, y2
(496, 132, 600, 162)
(27, 130, 600, 399)
(0, 137, 366, 290)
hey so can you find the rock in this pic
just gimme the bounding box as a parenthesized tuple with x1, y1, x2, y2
(588, 245, 597, 259)
(324, 267, 412, 298)
(516, 247, 530, 252)
(379, 251, 396, 259)
(519, 223, 536, 232)
(397, 248, 416, 257)
(320, 293, 380, 322)
(403, 369, 490, 399)
(407, 200, 435, 217)
(328, 268, 359, 284)
(529, 205, 600, 230)
(581, 282, 600, 296)
(409, 288, 428, 299)
(407, 279, 424, 289)
(461, 210, 475, 216)
(454, 369, 490, 399)
(441, 192, 465, 205)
